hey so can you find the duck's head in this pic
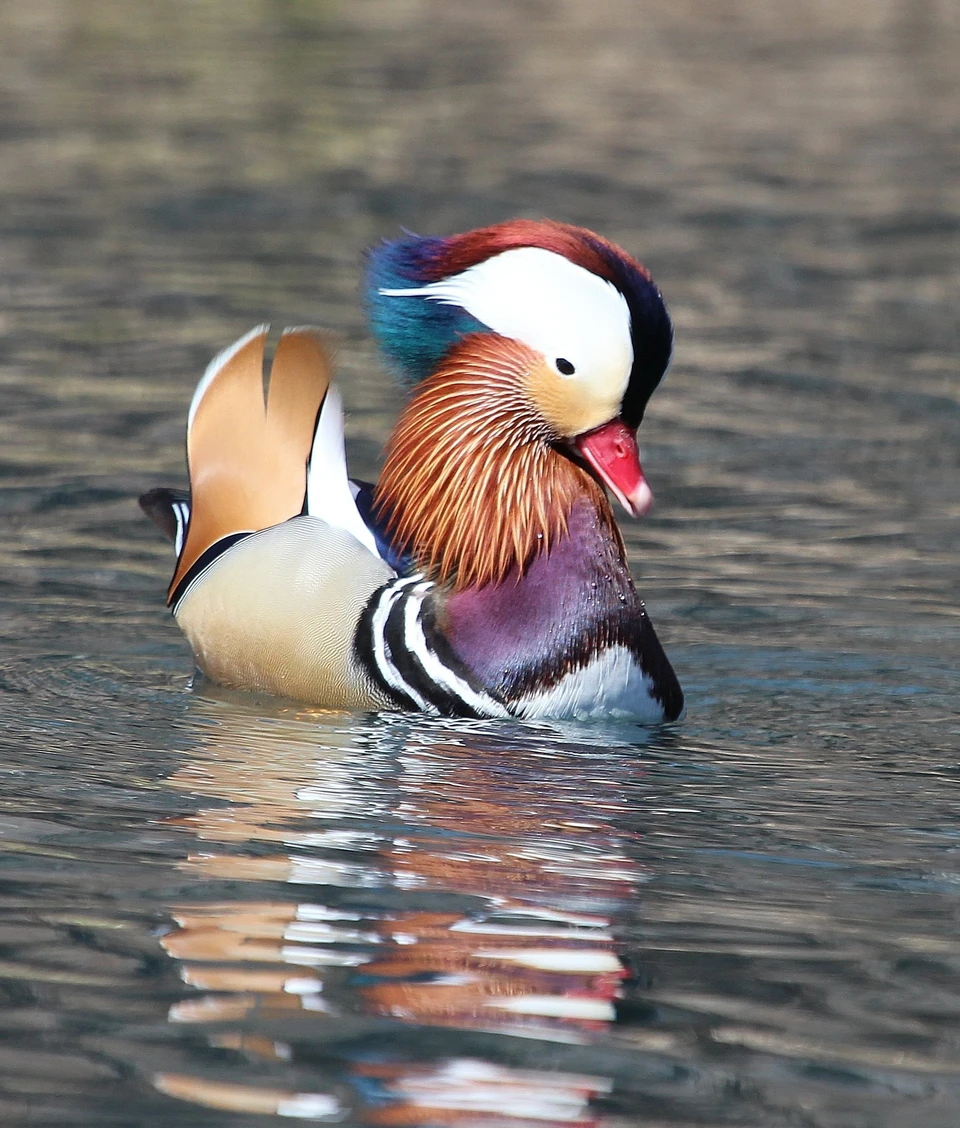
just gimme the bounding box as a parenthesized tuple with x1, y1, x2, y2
(368, 219, 674, 586)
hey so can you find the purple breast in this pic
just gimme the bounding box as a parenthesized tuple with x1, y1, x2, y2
(441, 503, 622, 685)
(439, 499, 683, 719)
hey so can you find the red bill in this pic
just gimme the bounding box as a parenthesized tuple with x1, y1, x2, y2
(572, 419, 653, 517)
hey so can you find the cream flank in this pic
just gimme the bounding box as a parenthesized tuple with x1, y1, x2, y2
(175, 517, 394, 709)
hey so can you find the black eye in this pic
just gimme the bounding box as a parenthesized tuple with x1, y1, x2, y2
(556, 358, 575, 375)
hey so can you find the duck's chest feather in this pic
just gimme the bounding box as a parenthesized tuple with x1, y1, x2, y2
(437, 500, 683, 721)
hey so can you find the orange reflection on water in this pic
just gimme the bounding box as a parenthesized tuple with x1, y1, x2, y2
(158, 700, 647, 1123)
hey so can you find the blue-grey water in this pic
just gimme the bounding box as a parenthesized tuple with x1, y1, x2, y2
(0, 2, 958, 1125)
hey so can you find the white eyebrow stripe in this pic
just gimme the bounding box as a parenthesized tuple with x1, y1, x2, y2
(380, 247, 632, 396)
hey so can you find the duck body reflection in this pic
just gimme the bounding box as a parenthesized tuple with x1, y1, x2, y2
(155, 693, 665, 1125)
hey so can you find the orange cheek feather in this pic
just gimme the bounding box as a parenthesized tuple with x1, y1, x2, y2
(522, 355, 625, 439)
(374, 334, 618, 590)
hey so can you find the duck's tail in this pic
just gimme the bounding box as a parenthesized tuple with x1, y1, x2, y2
(158, 326, 334, 606)
(139, 486, 190, 551)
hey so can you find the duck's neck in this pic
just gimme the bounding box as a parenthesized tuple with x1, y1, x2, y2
(374, 336, 619, 591)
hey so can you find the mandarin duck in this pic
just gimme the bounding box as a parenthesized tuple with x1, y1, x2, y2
(141, 220, 683, 722)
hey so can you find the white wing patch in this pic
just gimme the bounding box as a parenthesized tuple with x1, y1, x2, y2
(380, 247, 633, 402)
(306, 385, 381, 558)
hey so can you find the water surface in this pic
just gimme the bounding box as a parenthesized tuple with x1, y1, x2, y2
(0, 2, 958, 1125)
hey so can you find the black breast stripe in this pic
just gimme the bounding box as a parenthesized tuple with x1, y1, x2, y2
(354, 578, 510, 719)
(382, 594, 484, 717)
(353, 581, 424, 712)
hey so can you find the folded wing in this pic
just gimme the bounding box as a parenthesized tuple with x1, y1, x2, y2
(154, 326, 395, 709)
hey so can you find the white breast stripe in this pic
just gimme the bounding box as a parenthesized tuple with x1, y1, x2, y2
(369, 577, 436, 713)
(360, 576, 509, 719)
(402, 583, 511, 718)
